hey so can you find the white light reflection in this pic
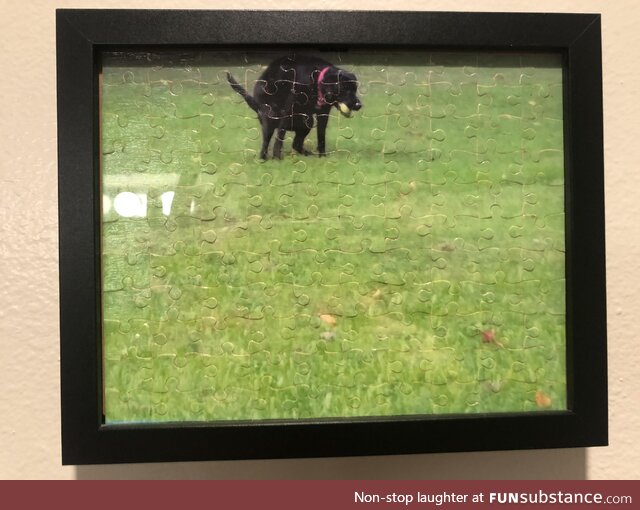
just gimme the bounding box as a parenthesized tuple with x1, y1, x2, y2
(102, 194, 112, 215)
(160, 191, 175, 216)
(113, 192, 147, 218)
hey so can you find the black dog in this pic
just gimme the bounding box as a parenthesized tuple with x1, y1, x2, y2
(227, 55, 362, 159)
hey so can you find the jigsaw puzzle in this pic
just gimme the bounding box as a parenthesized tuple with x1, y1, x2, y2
(101, 49, 566, 423)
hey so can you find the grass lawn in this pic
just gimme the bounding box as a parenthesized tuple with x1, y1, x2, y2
(101, 50, 566, 422)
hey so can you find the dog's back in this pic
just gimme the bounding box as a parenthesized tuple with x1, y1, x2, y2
(253, 55, 333, 105)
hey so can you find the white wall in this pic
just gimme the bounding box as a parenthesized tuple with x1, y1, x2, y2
(1, 0, 638, 479)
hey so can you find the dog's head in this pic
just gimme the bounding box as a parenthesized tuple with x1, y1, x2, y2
(321, 69, 362, 118)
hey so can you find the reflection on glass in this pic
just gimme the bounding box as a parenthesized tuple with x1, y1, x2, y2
(113, 192, 147, 218)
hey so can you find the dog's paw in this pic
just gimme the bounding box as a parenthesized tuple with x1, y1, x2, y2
(293, 147, 312, 157)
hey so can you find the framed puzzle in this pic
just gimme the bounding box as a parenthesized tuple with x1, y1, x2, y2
(57, 10, 607, 464)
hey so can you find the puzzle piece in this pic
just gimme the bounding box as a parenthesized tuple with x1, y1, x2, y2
(101, 49, 567, 423)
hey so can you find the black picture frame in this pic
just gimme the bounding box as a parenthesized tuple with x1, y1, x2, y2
(57, 9, 607, 465)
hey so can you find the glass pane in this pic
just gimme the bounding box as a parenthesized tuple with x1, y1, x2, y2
(101, 49, 565, 423)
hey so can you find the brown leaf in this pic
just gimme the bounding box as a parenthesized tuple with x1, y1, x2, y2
(481, 330, 495, 343)
(319, 314, 337, 327)
(481, 329, 504, 348)
(535, 390, 552, 408)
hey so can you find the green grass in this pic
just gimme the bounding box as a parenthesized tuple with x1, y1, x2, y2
(101, 50, 566, 423)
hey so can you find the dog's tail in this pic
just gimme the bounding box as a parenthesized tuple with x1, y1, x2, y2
(226, 72, 260, 113)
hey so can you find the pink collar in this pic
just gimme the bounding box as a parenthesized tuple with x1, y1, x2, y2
(317, 66, 331, 107)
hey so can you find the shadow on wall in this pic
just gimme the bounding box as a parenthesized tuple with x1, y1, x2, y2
(75, 448, 586, 480)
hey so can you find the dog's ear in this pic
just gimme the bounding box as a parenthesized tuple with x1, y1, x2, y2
(318, 68, 339, 101)
(339, 70, 358, 84)
(324, 68, 357, 85)
(322, 68, 354, 94)
(321, 68, 340, 84)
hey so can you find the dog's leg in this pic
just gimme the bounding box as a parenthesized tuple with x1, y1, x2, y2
(273, 99, 297, 159)
(272, 127, 287, 160)
(316, 113, 329, 157)
(260, 117, 277, 160)
(293, 128, 312, 156)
